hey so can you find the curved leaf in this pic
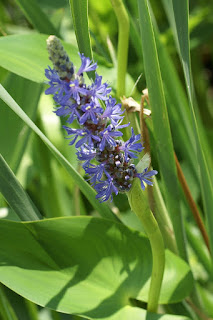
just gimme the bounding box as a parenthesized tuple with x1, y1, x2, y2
(0, 34, 79, 83)
(0, 217, 193, 320)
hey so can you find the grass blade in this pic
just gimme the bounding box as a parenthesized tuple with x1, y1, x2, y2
(15, 0, 60, 36)
(69, 0, 94, 79)
(0, 154, 42, 221)
(0, 73, 42, 173)
(0, 285, 18, 320)
(164, 0, 213, 257)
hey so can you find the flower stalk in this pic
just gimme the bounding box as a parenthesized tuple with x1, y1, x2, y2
(128, 179, 165, 313)
(110, 0, 129, 97)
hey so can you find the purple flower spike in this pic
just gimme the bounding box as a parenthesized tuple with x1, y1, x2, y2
(45, 35, 158, 203)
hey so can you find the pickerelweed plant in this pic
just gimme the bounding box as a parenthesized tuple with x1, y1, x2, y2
(45, 35, 158, 203)
(45, 35, 165, 313)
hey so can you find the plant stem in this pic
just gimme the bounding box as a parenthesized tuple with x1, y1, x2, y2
(128, 179, 165, 313)
(110, 0, 129, 97)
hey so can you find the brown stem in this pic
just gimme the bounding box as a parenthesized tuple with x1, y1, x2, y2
(186, 298, 213, 320)
(175, 153, 210, 252)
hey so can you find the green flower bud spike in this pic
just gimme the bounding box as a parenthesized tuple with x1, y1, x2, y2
(47, 35, 74, 80)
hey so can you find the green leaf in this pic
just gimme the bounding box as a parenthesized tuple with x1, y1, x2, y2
(0, 73, 42, 173)
(137, 0, 187, 259)
(69, 0, 93, 62)
(0, 34, 121, 88)
(0, 34, 79, 83)
(0, 154, 42, 221)
(152, 27, 198, 183)
(163, 0, 213, 258)
(136, 154, 150, 173)
(0, 217, 193, 320)
(14, 0, 60, 36)
(0, 84, 116, 222)
(197, 284, 213, 317)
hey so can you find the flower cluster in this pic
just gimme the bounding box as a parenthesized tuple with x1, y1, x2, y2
(45, 36, 157, 202)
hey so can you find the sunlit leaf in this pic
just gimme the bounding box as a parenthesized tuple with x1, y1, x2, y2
(0, 217, 193, 320)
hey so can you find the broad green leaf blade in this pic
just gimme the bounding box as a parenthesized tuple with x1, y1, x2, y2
(0, 154, 41, 221)
(163, 0, 213, 257)
(69, 0, 93, 62)
(137, 0, 187, 259)
(15, 0, 60, 36)
(0, 73, 42, 173)
(0, 217, 193, 320)
(0, 85, 116, 222)
(0, 34, 116, 86)
(0, 34, 79, 83)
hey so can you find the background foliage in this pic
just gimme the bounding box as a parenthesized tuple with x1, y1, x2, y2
(0, 0, 213, 319)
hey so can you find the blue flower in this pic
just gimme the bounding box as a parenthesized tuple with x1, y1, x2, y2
(99, 124, 123, 151)
(64, 126, 101, 148)
(62, 79, 88, 105)
(102, 97, 124, 125)
(135, 168, 158, 190)
(54, 101, 80, 124)
(94, 176, 119, 202)
(88, 74, 111, 104)
(77, 53, 97, 75)
(85, 163, 107, 185)
(76, 146, 96, 168)
(120, 127, 144, 161)
(79, 102, 103, 125)
(45, 66, 68, 101)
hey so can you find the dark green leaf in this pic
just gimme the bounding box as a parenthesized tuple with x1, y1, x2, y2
(163, 0, 213, 258)
(137, 0, 187, 259)
(15, 0, 60, 36)
(69, 0, 95, 79)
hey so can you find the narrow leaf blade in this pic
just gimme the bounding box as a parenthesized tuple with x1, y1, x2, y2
(137, 0, 187, 259)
